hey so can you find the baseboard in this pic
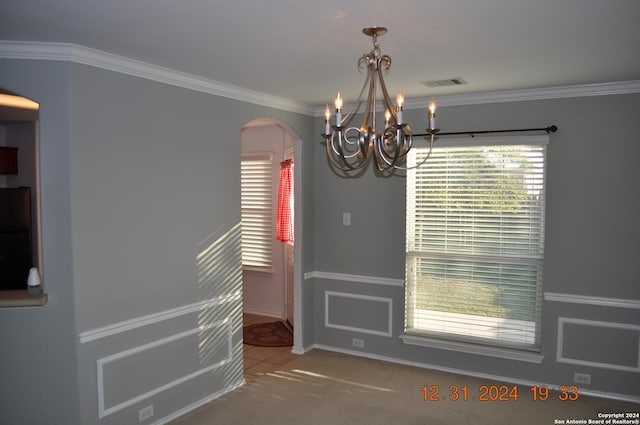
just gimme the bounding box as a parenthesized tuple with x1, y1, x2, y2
(310, 344, 640, 405)
(243, 308, 284, 320)
(291, 346, 306, 355)
(291, 344, 315, 355)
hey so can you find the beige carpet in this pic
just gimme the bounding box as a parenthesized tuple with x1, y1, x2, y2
(172, 349, 638, 425)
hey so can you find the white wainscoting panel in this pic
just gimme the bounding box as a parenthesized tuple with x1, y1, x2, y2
(556, 317, 640, 372)
(324, 291, 393, 337)
(97, 318, 233, 419)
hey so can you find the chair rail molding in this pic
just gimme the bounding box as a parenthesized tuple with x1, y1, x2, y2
(304, 271, 404, 287)
(78, 292, 242, 343)
(544, 292, 640, 310)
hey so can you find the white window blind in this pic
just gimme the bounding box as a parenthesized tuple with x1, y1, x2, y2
(241, 153, 273, 271)
(405, 136, 548, 351)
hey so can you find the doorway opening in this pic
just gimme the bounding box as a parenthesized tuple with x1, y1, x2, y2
(240, 119, 303, 366)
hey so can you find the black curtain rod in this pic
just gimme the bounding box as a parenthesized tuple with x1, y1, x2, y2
(414, 125, 557, 138)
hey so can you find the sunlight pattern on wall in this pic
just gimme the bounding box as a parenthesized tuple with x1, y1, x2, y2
(196, 222, 245, 393)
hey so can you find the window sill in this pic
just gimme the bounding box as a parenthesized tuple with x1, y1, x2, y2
(0, 289, 48, 308)
(400, 333, 544, 364)
(242, 266, 273, 274)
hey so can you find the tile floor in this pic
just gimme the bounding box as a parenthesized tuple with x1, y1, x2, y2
(243, 313, 298, 382)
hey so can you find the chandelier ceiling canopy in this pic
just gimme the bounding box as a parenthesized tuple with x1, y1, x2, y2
(323, 27, 439, 175)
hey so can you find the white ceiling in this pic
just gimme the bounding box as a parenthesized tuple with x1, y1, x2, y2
(1, 0, 639, 107)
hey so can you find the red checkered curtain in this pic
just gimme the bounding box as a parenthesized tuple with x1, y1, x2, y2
(276, 159, 294, 244)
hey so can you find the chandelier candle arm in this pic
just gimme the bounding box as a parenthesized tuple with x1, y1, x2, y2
(323, 26, 441, 173)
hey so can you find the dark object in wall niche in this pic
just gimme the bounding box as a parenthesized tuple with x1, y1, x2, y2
(0, 147, 19, 174)
(0, 187, 32, 290)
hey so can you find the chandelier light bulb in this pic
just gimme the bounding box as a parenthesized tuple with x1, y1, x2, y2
(396, 91, 404, 108)
(334, 92, 343, 111)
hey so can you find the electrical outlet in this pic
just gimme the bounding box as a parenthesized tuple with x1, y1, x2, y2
(574, 373, 591, 385)
(352, 338, 364, 348)
(342, 212, 351, 226)
(138, 405, 154, 422)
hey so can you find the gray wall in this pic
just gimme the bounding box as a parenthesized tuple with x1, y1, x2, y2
(0, 58, 316, 425)
(3, 52, 637, 424)
(0, 59, 79, 424)
(311, 93, 640, 399)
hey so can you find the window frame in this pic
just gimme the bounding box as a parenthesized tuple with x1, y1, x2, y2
(403, 135, 548, 354)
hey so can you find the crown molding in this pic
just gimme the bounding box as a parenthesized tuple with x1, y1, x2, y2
(3, 41, 638, 118)
(314, 79, 640, 116)
(0, 41, 316, 116)
(419, 80, 640, 108)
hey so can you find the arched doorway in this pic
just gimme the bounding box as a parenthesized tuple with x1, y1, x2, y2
(240, 118, 303, 353)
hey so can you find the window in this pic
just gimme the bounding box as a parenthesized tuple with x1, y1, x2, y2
(241, 153, 273, 271)
(405, 136, 547, 352)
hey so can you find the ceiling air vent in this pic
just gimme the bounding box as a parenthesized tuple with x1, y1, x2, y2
(422, 77, 467, 88)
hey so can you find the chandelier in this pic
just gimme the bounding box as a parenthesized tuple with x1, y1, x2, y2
(323, 27, 439, 173)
